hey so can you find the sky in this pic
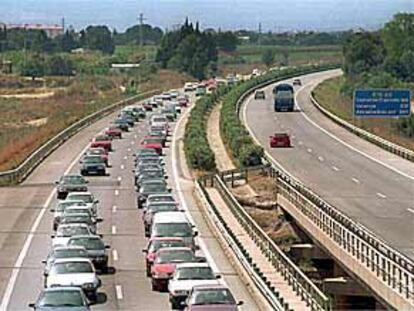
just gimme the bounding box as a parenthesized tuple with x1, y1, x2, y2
(0, 0, 413, 32)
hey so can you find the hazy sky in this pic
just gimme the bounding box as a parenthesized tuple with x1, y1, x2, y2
(0, 0, 413, 32)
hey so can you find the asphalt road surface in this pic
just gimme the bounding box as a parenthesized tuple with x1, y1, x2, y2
(243, 70, 414, 261)
(0, 94, 259, 310)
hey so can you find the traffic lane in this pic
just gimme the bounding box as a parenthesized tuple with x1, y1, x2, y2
(4, 112, 153, 310)
(245, 73, 414, 259)
(164, 105, 261, 310)
(0, 102, 147, 302)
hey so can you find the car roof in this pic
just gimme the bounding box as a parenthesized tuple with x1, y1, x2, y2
(43, 286, 84, 292)
(67, 191, 93, 196)
(53, 257, 92, 264)
(148, 193, 174, 198)
(192, 284, 228, 290)
(57, 223, 89, 229)
(53, 245, 87, 251)
(69, 235, 101, 240)
(175, 262, 211, 269)
(153, 211, 188, 223)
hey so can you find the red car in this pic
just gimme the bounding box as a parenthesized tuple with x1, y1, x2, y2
(91, 134, 113, 152)
(151, 247, 197, 291)
(143, 102, 153, 111)
(143, 238, 186, 277)
(105, 126, 122, 139)
(141, 138, 163, 155)
(178, 96, 189, 107)
(269, 133, 291, 148)
(85, 147, 109, 166)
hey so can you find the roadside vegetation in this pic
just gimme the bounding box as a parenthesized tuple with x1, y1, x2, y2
(314, 13, 414, 151)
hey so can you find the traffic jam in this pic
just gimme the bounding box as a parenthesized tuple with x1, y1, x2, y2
(28, 81, 244, 310)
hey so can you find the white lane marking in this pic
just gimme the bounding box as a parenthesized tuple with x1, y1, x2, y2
(115, 189, 119, 196)
(298, 141, 303, 145)
(171, 101, 221, 275)
(307, 148, 313, 153)
(112, 205, 117, 213)
(291, 135, 296, 139)
(112, 249, 119, 261)
(120, 164, 125, 170)
(134, 134, 138, 139)
(332, 166, 340, 171)
(115, 285, 123, 300)
(407, 208, 414, 215)
(117, 176, 122, 182)
(376, 192, 387, 199)
(130, 141, 134, 145)
(123, 155, 127, 160)
(293, 85, 414, 182)
(127, 148, 131, 152)
(112, 225, 117, 235)
(0, 139, 92, 310)
(318, 156, 324, 162)
(352, 177, 360, 184)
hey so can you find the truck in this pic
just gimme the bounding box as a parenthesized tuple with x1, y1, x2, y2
(273, 83, 295, 112)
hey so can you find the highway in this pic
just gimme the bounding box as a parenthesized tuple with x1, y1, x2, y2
(0, 94, 259, 310)
(243, 70, 414, 261)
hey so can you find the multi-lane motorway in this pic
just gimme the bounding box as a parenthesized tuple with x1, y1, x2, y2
(0, 94, 260, 310)
(243, 70, 414, 261)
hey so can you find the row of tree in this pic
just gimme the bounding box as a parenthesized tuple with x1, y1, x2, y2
(0, 24, 165, 55)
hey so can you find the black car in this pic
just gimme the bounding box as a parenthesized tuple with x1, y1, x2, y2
(67, 235, 110, 272)
(55, 175, 88, 200)
(113, 118, 130, 131)
(132, 106, 146, 119)
(80, 155, 106, 176)
(254, 90, 266, 100)
(136, 183, 170, 209)
(118, 114, 135, 127)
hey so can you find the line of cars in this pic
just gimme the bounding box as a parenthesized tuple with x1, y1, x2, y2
(133, 92, 244, 310)
(28, 105, 142, 310)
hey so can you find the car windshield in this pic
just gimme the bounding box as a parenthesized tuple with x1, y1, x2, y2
(65, 208, 90, 215)
(148, 240, 186, 252)
(149, 204, 177, 213)
(61, 175, 85, 185)
(276, 90, 293, 98)
(38, 290, 85, 307)
(67, 194, 93, 203)
(139, 171, 163, 179)
(54, 248, 89, 259)
(153, 117, 167, 123)
(142, 184, 167, 193)
(95, 135, 108, 141)
(68, 237, 104, 250)
(57, 226, 90, 237)
(191, 289, 236, 305)
(51, 261, 93, 274)
(155, 250, 194, 264)
(153, 223, 192, 237)
(176, 267, 215, 280)
(144, 138, 160, 144)
(83, 156, 103, 164)
(62, 215, 91, 223)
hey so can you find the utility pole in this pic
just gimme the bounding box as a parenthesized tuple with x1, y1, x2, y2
(138, 13, 146, 46)
(258, 22, 262, 46)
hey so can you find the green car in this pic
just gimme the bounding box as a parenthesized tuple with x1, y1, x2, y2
(162, 104, 177, 121)
(195, 85, 206, 96)
(132, 106, 146, 119)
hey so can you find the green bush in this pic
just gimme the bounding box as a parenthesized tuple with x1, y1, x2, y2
(184, 85, 231, 171)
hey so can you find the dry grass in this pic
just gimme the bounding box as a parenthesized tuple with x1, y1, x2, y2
(313, 76, 414, 151)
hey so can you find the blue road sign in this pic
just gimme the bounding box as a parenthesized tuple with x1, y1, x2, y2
(353, 89, 411, 117)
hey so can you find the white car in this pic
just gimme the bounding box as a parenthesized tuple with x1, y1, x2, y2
(51, 200, 88, 230)
(150, 114, 168, 128)
(45, 258, 101, 301)
(42, 246, 89, 277)
(65, 192, 99, 215)
(145, 193, 176, 209)
(169, 90, 179, 99)
(168, 262, 222, 309)
(63, 206, 97, 221)
(52, 223, 93, 247)
(184, 82, 195, 92)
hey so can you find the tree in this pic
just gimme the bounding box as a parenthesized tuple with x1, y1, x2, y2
(382, 13, 414, 61)
(20, 54, 45, 79)
(343, 32, 385, 76)
(80, 25, 115, 54)
(262, 49, 275, 67)
(56, 30, 78, 52)
(46, 55, 75, 76)
(215, 31, 239, 52)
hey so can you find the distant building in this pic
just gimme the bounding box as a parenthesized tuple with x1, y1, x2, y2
(6, 23, 64, 38)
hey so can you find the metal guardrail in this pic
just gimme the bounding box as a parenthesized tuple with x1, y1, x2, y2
(234, 70, 414, 309)
(310, 91, 414, 162)
(0, 89, 159, 186)
(199, 170, 331, 311)
(195, 180, 285, 311)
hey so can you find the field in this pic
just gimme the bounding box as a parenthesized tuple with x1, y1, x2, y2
(313, 76, 414, 151)
(218, 44, 343, 75)
(0, 46, 192, 171)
